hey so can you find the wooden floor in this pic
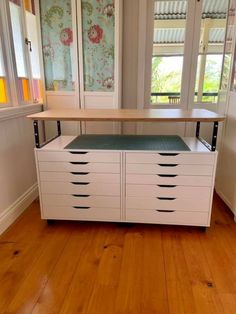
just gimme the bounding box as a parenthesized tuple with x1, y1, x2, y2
(1, 195, 236, 314)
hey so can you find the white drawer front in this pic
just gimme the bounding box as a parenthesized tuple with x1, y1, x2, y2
(126, 174, 212, 186)
(126, 185, 211, 198)
(42, 206, 120, 221)
(126, 152, 215, 165)
(42, 194, 120, 208)
(41, 182, 120, 196)
(126, 197, 210, 212)
(126, 209, 209, 226)
(39, 162, 120, 173)
(37, 151, 120, 163)
(126, 164, 213, 176)
(40, 172, 120, 183)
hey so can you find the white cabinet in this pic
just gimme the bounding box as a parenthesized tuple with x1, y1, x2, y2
(35, 136, 217, 226)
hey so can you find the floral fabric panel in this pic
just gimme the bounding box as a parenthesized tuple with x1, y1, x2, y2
(82, 0, 115, 91)
(40, 0, 74, 91)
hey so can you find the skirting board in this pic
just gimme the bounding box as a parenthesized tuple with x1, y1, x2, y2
(215, 188, 236, 221)
(0, 183, 39, 235)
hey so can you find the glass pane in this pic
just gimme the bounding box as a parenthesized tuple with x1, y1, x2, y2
(40, 0, 74, 91)
(0, 39, 5, 77)
(26, 11, 41, 79)
(194, 0, 229, 103)
(0, 39, 8, 104)
(81, 0, 115, 91)
(9, 1, 28, 78)
(151, 0, 187, 104)
(0, 78, 8, 103)
(225, 0, 236, 91)
(24, 0, 35, 14)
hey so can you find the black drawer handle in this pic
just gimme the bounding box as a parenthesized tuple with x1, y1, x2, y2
(71, 172, 89, 175)
(69, 151, 88, 154)
(72, 194, 90, 197)
(71, 182, 90, 185)
(157, 185, 176, 188)
(70, 162, 88, 165)
(159, 153, 179, 156)
(157, 174, 177, 178)
(157, 197, 176, 201)
(156, 210, 175, 213)
(73, 206, 90, 209)
(158, 164, 178, 167)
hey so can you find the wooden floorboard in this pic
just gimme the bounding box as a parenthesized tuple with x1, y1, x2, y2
(0, 195, 236, 314)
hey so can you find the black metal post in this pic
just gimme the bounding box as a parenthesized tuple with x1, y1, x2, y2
(33, 120, 40, 148)
(196, 121, 200, 137)
(211, 122, 218, 152)
(57, 120, 61, 136)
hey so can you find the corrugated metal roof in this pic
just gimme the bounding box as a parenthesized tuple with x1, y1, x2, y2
(153, 28, 227, 43)
(154, 0, 229, 20)
(153, 28, 185, 43)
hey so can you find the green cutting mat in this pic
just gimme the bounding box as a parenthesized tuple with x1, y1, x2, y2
(65, 135, 190, 151)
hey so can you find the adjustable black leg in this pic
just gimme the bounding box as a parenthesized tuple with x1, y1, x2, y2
(33, 120, 62, 148)
(211, 122, 218, 152)
(33, 120, 40, 148)
(195, 121, 219, 152)
(196, 121, 200, 137)
(57, 120, 61, 136)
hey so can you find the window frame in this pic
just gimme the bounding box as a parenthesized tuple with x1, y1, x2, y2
(0, 0, 43, 108)
(145, 0, 229, 109)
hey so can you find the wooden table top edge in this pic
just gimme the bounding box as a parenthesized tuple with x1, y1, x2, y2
(27, 108, 225, 122)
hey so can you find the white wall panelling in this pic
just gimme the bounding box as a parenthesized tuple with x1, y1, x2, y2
(0, 105, 41, 234)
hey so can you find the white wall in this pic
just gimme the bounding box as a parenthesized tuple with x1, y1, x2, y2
(215, 92, 236, 217)
(0, 105, 41, 234)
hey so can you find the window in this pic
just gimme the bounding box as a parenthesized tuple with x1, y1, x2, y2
(0, 37, 8, 105)
(151, 0, 187, 104)
(9, 0, 31, 102)
(194, 0, 228, 103)
(0, 0, 42, 108)
(25, 1, 42, 101)
(150, 0, 229, 106)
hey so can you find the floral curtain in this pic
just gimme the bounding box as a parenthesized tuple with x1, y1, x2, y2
(81, 0, 115, 92)
(40, 0, 74, 91)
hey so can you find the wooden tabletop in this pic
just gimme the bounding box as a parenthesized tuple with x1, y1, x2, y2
(27, 109, 225, 122)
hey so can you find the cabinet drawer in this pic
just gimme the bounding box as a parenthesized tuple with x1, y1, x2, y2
(126, 185, 211, 198)
(39, 162, 120, 173)
(37, 151, 120, 163)
(41, 182, 120, 196)
(126, 209, 209, 226)
(126, 164, 213, 176)
(40, 172, 120, 183)
(126, 197, 210, 212)
(42, 206, 120, 221)
(42, 194, 120, 208)
(126, 152, 215, 165)
(126, 174, 212, 186)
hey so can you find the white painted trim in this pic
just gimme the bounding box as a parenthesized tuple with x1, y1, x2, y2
(45, 91, 77, 97)
(0, 103, 42, 121)
(71, 0, 81, 110)
(137, 0, 148, 110)
(35, 0, 47, 107)
(77, 0, 85, 109)
(114, 0, 123, 109)
(83, 91, 114, 97)
(0, 183, 39, 235)
(181, 0, 198, 110)
(136, 0, 150, 134)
